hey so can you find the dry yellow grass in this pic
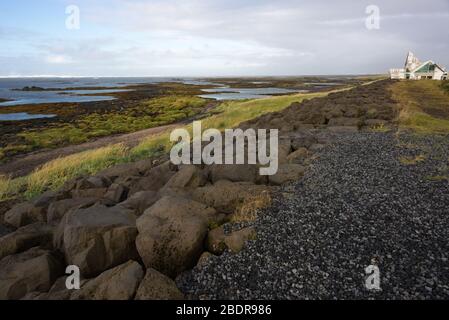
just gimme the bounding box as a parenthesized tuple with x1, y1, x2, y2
(25, 143, 128, 198)
(399, 154, 426, 165)
(0, 175, 25, 201)
(231, 190, 272, 223)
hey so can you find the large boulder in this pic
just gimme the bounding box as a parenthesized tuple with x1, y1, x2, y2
(71, 261, 144, 300)
(0, 224, 11, 238)
(328, 117, 361, 127)
(71, 188, 107, 199)
(161, 165, 208, 190)
(104, 183, 128, 203)
(301, 111, 327, 125)
(97, 163, 142, 180)
(32, 190, 69, 209)
(136, 196, 210, 277)
(55, 204, 139, 278)
(47, 197, 99, 224)
(289, 132, 317, 150)
(76, 176, 111, 190)
(287, 147, 311, 165)
(209, 164, 263, 184)
(0, 223, 53, 260)
(268, 164, 306, 185)
(224, 227, 256, 253)
(128, 161, 177, 195)
(4, 202, 46, 228)
(192, 180, 268, 214)
(118, 191, 160, 216)
(0, 247, 63, 300)
(135, 268, 184, 300)
(22, 276, 89, 300)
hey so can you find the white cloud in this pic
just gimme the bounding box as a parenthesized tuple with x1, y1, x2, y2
(45, 54, 74, 64)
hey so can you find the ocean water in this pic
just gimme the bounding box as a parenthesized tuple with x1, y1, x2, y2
(0, 113, 56, 121)
(0, 77, 178, 107)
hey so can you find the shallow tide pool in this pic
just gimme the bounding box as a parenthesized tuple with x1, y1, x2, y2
(0, 112, 56, 121)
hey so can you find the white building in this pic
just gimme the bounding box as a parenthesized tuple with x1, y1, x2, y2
(390, 52, 447, 80)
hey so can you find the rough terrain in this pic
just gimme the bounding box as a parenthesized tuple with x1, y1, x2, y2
(0, 80, 448, 300)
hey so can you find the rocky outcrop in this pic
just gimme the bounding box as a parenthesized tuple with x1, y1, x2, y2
(269, 164, 306, 185)
(117, 190, 160, 216)
(206, 226, 256, 255)
(47, 198, 99, 224)
(0, 223, 53, 260)
(162, 165, 208, 190)
(135, 268, 184, 300)
(209, 164, 263, 184)
(128, 161, 177, 195)
(0, 247, 63, 300)
(71, 261, 144, 300)
(55, 204, 138, 278)
(104, 183, 128, 203)
(192, 180, 267, 214)
(4, 203, 46, 228)
(136, 196, 211, 277)
(287, 147, 311, 164)
(224, 227, 256, 253)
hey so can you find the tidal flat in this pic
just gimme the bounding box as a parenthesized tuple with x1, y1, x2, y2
(0, 77, 359, 163)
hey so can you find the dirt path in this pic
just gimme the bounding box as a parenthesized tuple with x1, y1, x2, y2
(0, 101, 218, 178)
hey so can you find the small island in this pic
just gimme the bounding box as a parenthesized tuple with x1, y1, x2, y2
(13, 86, 46, 91)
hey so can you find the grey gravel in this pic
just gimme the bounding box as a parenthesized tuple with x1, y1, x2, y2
(178, 131, 449, 299)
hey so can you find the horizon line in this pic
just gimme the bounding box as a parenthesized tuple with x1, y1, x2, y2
(0, 73, 387, 79)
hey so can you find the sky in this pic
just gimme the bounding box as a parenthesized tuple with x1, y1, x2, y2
(1, 0, 448, 77)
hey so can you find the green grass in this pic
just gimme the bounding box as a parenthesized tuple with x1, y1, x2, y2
(441, 80, 449, 94)
(391, 80, 449, 134)
(400, 112, 449, 134)
(0, 96, 207, 158)
(0, 91, 330, 201)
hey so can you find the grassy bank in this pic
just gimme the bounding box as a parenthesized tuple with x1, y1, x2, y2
(391, 80, 449, 134)
(0, 91, 327, 201)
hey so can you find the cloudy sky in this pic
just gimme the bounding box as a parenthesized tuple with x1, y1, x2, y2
(1, 0, 448, 77)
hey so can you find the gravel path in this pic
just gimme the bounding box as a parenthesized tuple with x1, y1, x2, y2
(179, 131, 449, 299)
